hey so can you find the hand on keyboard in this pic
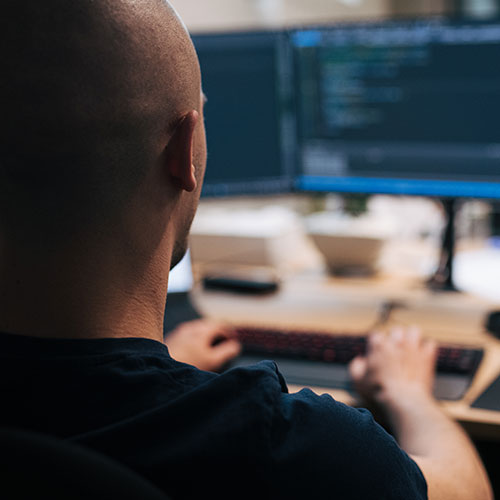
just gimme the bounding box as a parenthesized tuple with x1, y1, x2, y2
(166, 319, 242, 372)
(234, 325, 483, 400)
(348, 327, 438, 406)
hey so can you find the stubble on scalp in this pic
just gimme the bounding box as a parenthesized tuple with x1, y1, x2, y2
(1, 0, 201, 240)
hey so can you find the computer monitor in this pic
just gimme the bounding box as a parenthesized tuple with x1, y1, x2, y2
(192, 31, 295, 197)
(291, 17, 500, 290)
(291, 17, 500, 199)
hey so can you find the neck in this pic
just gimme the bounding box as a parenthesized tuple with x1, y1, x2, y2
(0, 236, 171, 343)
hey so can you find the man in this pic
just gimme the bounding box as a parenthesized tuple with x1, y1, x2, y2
(0, 1, 492, 499)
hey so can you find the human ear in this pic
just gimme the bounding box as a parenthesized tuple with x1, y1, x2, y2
(164, 110, 199, 192)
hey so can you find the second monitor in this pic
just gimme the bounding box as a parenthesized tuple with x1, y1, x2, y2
(192, 31, 295, 197)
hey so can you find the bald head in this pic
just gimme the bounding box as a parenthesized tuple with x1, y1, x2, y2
(1, 0, 201, 240)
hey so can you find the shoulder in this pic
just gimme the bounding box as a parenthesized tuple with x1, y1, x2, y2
(212, 364, 426, 499)
(193, 360, 288, 421)
(268, 388, 428, 499)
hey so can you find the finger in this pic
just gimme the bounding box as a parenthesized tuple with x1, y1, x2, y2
(423, 338, 438, 363)
(366, 331, 386, 356)
(198, 322, 235, 343)
(407, 325, 422, 346)
(368, 330, 385, 346)
(219, 326, 238, 340)
(390, 327, 404, 344)
(210, 322, 237, 338)
(211, 339, 242, 367)
(348, 356, 367, 381)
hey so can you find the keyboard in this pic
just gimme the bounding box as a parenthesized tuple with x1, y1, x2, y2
(232, 326, 484, 401)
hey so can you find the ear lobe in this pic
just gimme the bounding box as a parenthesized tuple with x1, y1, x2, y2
(164, 110, 199, 193)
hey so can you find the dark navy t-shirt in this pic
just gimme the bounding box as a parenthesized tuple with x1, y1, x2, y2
(0, 331, 427, 499)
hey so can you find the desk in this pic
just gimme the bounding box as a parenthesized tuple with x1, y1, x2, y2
(192, 270, 500, 440)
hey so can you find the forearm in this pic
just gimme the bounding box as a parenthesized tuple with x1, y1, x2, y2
(381, 388, 492, 500)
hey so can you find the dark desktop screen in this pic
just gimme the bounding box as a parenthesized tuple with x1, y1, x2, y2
(193, 31, 294, 197)
(292, 18, 500, 197)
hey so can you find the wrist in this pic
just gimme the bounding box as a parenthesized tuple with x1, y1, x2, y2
(377, 383, 437, 413)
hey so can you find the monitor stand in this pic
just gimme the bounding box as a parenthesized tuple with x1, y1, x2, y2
(427, 198, 460, 292)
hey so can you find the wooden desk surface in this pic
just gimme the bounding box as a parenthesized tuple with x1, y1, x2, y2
(192, 270, 500, 440)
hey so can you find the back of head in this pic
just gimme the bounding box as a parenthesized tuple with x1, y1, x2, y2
(1, 0, 200, 243)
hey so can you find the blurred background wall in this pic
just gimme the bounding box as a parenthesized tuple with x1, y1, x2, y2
(168, 0, 482, 33)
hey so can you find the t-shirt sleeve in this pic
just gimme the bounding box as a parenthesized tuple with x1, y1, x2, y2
(267, 383, 428, 499)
